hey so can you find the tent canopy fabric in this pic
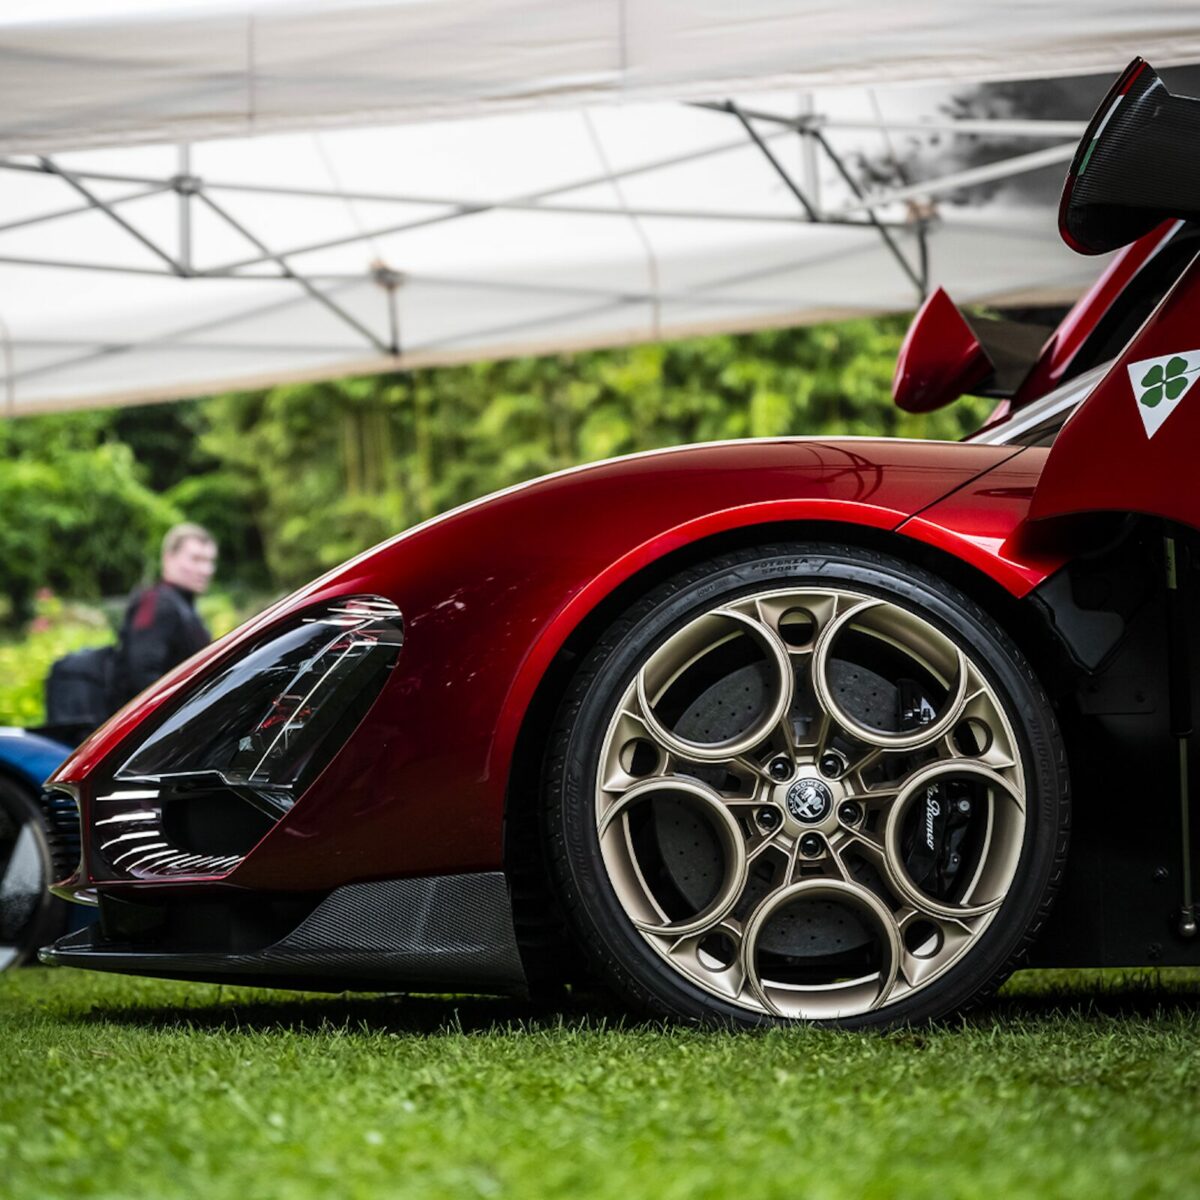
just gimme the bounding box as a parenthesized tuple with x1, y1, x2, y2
(1, 2, 1192, 415)
(4, 1, 1199, 156)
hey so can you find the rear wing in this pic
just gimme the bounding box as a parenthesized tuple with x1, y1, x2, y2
(1060, 58, 1200, 254)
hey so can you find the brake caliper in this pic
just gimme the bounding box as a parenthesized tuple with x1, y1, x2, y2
(903, 780, 974, 899)
(896, 681, 975, 900)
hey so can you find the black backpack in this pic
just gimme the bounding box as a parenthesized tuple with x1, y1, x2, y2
(44, 644, 117, 729)
(43, 585, 207, 736)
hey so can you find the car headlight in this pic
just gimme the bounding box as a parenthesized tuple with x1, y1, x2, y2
(90, 596, 403, 881)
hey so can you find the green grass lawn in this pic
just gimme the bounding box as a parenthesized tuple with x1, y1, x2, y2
(2, 967, 1198, 1200)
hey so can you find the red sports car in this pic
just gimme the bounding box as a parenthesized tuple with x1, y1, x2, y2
(39, 59, 1200, 1026)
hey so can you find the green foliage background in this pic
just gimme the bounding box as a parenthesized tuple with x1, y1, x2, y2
(4, 967, 1200, 1200)
(0, 318, 992, 724)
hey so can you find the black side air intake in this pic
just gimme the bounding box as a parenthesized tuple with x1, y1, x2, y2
(39, 787, 82, 883)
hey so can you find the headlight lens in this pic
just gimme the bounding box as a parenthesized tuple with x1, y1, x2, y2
(91, 596, 403, 880)
(119, 595, 404, 794)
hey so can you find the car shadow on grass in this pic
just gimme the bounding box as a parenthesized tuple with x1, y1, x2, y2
(66, 968, 1200, 1038)
(72, 987, 643, 1038)
(984, 967, 1200, 1024)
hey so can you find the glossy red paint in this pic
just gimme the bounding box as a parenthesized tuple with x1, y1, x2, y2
(54, 436, 1066, 897)
(892, 287, 990, 414)
(893, 224, 1177, 424)
(899, 448, 1069, 594)
(1011, 221, 1181, 409)
(1031, 250, 1200, 527)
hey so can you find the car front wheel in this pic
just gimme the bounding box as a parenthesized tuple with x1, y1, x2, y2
(543, 542, 1069, 1028)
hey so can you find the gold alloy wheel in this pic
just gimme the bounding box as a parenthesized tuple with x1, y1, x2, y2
(594, 587, 1026, 1021)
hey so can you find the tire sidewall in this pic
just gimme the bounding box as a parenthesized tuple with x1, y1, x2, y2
(0, 775, 67, 970)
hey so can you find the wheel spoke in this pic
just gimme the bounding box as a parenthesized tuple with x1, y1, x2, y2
(793, 706, 832, 758)
(812, 600, 972, 752)
(845, 744, 883, 778)
(597, 705, 674, 795)
(832, 823, 911, 907)
(880, 761, 1023, 918)
(891, 906, 982, 991)
(732, 750, 789, 787)
(729, 592, 845, 655)
(661, 918, 749, 1002)
(937, 668, 1021, 776)
(746, 823, 787, 864)
(839, 793, 1006, 926)
(839, 783, 899, 808)
(634, 605, 795, 763)
(597, 777, 750, 938)
(824, 829, 858, 883)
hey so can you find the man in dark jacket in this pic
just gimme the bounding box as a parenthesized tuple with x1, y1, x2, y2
(112, 523, 216, 706)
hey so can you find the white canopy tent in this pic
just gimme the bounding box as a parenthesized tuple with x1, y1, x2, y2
(1, 1, 1197, 415)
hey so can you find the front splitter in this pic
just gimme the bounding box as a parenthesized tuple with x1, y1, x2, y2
(40, 871, 529, 996)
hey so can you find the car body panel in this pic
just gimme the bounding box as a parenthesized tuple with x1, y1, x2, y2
(1012, 220, 1183, 409)
(898, 448, 1068, 594)
(0, 729, 68, 791)
(51, 436, 1067, 898)
(898, 222, 1183, 432)
(1031, 251, 1200, 526)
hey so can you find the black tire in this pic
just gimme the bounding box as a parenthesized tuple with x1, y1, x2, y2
(541, 542, 1070, 1028)
(0, 775, 68, 971)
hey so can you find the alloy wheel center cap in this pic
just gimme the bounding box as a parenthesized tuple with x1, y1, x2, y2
(785, 777, 833, 824)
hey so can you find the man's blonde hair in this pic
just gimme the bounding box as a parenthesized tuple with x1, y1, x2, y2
(162, 522, 215, 558)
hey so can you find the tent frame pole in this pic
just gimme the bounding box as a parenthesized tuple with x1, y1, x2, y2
(37, 156, 186, 275)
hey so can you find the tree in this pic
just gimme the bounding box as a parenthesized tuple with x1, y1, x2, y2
(1, 317, 995, 612)
(0, 442, 180, 619)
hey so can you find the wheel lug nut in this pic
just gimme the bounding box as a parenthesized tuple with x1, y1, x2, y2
(799, 833, 823, 858)
(756, 806, 781, 831)
(837, 801, 862, 826)
(819, 752, 843, 778)
(767, 756, 792, 781)
(956, 798, 972, 815)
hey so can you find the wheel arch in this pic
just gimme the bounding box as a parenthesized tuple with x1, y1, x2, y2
(501, 515, 1072, 985)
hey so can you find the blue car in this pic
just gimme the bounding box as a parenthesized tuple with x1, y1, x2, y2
(0, 728, 75, 970)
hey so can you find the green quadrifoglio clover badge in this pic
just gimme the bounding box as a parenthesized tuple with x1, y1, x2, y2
(1140, 356, 1189, 407)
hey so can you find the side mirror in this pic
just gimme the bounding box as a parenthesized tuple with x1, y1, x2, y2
(1061, 58, 1200, 255)
(893, 288, 1053, 414)
(892, 288, 990, 413)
